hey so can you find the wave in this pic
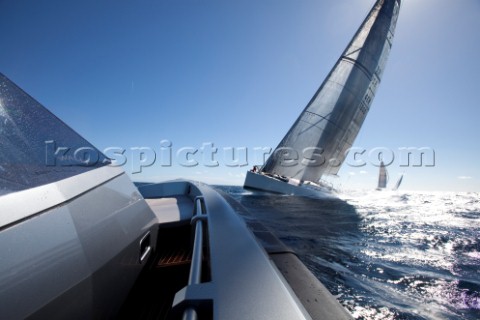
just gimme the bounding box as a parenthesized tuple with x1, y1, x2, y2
(218, 186, 480, 319)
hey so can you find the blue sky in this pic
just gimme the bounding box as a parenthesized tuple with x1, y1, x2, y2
(1, 0, 479, 192)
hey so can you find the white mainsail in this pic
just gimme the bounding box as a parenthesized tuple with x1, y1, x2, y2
(260, 0, 401, 185)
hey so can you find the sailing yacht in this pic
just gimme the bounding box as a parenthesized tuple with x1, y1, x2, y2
(376, 161, 388, 190)
(244, 0, 402, 197)
(392, 174, 403, 191)
(375, 162, 405, 191)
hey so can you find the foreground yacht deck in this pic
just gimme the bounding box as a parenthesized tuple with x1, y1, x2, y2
(119, 181, 351, 319)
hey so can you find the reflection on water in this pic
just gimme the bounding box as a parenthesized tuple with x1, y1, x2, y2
(218, 186, 480, 320)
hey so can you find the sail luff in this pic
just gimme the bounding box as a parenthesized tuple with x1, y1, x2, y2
(261, 0, 401, 184)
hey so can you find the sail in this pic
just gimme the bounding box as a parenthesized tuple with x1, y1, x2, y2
(392, 174, 403, 191)
(261, 0, 401, 183)
(377, 161, 388, 189)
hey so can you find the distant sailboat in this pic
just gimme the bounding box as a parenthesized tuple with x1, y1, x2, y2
(244, 0, 402, 196)
(376, 161, 388, 190)
(392, 174, 403, 191)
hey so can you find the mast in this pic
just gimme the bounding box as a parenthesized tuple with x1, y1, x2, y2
(261, 0, 401, 183)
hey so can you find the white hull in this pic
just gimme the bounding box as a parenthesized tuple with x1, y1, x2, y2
(243, 171, 332, 198)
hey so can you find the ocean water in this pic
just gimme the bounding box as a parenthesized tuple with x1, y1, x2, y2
(217, 186, 480, 320)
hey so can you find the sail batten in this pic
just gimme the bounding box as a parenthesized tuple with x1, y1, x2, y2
(261, 0, 401, 185)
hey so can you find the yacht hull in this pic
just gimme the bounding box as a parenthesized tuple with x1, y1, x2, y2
(243, 171, 332, 198)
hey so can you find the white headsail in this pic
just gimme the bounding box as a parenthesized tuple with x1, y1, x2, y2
(260, 0, 401, 185)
